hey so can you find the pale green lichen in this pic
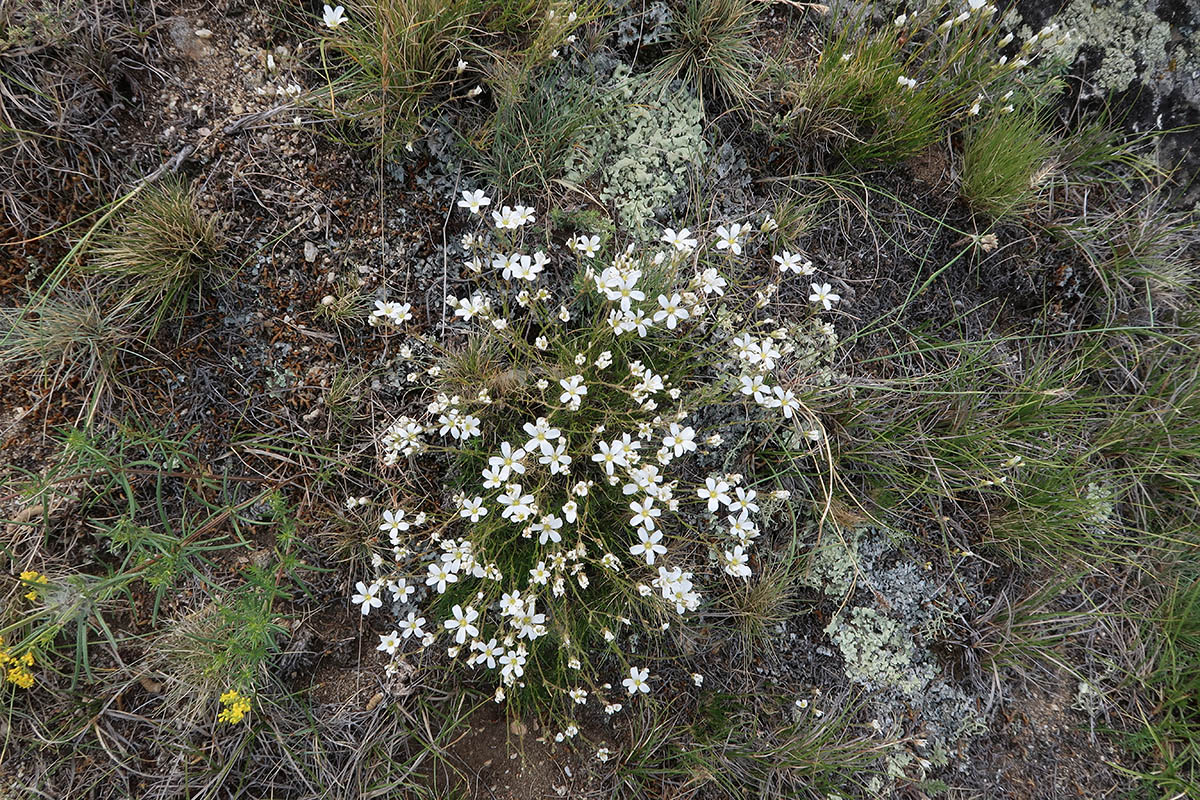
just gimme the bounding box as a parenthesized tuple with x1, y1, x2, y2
(825, 606, 936, 697)
(1038, 0, 1172, 93)
(564, 65, 706, 233)
(1082, 481, 1116, 528)
(807, 525, 985, 787)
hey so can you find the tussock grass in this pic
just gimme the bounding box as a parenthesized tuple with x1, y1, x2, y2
(318, 0, 475, 153)
(961, 108, 1051, 217)
(1051, 187, 1198, 321)
(649, 0, 759, 110)
(1121, 568, 1200, 796)
(776, 26, 948, 166)
(0, 287, 136, 409)
(613, 695, 883, 798)
(463, 67, 608, 197)
(76, 178, 223, 335)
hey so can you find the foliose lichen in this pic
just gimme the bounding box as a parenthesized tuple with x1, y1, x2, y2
(807, 526, 985, 786)
(564, 64, 706, 233)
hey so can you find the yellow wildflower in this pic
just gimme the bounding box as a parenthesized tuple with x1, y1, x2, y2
(19, 570, 48, 601)
(217, 689, 251, 724)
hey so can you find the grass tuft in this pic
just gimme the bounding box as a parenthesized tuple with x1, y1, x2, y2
(649, 0, 759, 110)
(75, 178, 223, 335)
(960, 108, 1051, 217)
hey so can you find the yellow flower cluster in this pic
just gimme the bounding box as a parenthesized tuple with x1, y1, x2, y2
(217, 689, 251, 724)
(19, 570, 48, 601)
(0, 637, 35, 689)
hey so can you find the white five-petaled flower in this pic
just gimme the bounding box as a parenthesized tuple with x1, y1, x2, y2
(399, 611, 425, 639)
(473, 638, 501, 668)
(426, 562, 458, 593)
(322, 4, 346, 29)
(724, 545, 752, 578)
(623, 666, 651, 695)
(352, 581, 382, 615)
(444, 604, 480, 644)
(697, 476, 732, 512)
(661, 227, 697, 252)
(653, 293, 690, 329)
(377, 630, 400, 654)
(630, 528, 667, 565)
(379, 508, 410, 537)
(809, 282, 841, 311)
(459, 496, 488, 521)
(489, 441, 527, 480)
(523, 417, 561, 456)
(715, 223, 746, 255)
(575, 234, 601, 258)
(457, 189, 491, 214)
(662, 423, 697, 457)
(629, 497, 661, 530)
(773, 251, 814, 275)
(559, 374, 587, 405)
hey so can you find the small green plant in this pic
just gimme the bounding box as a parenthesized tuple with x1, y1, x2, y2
(961, 107, 1051, 217)
(649, 0, 758, 109)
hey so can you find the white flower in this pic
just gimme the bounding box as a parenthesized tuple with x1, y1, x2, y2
(399, 611, 426, 639)
(379, 508, 410, 537)
(808, 282, 841, 311)
(697, 267, 727, 296)
(897, 75, 917, 90)
(457, 189, 491, 214)
(444, 604, 480, 644)
(426, 562, 458, 593)
(377, 630, 400, 655)
(530, 562, 551, 584)
(691, 673, 704, 687)
(662, 423, 696, 457)
(730, 486, 759, 515)
(352, 581, 382, 615)
(629, 497, 661, 530)
(653, 293, 690, 330)
(623, 666, 650, 695)
(322, 4, 346, 29)
(523, 417, 561, 456)
(697, 476, 732, 512)
(459, 496, 488, 522)
(715, 223, 746, 255)
(489, 441, 527, 480)
(498, 483, 536, 522)
(630, 528, 667, 565)
(661, 227, 697, 251)
(575, 234, 601, 258)
(559, 374, 587, 406)
(724, 545, 752, 578)
(773, 251, 814, 275)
